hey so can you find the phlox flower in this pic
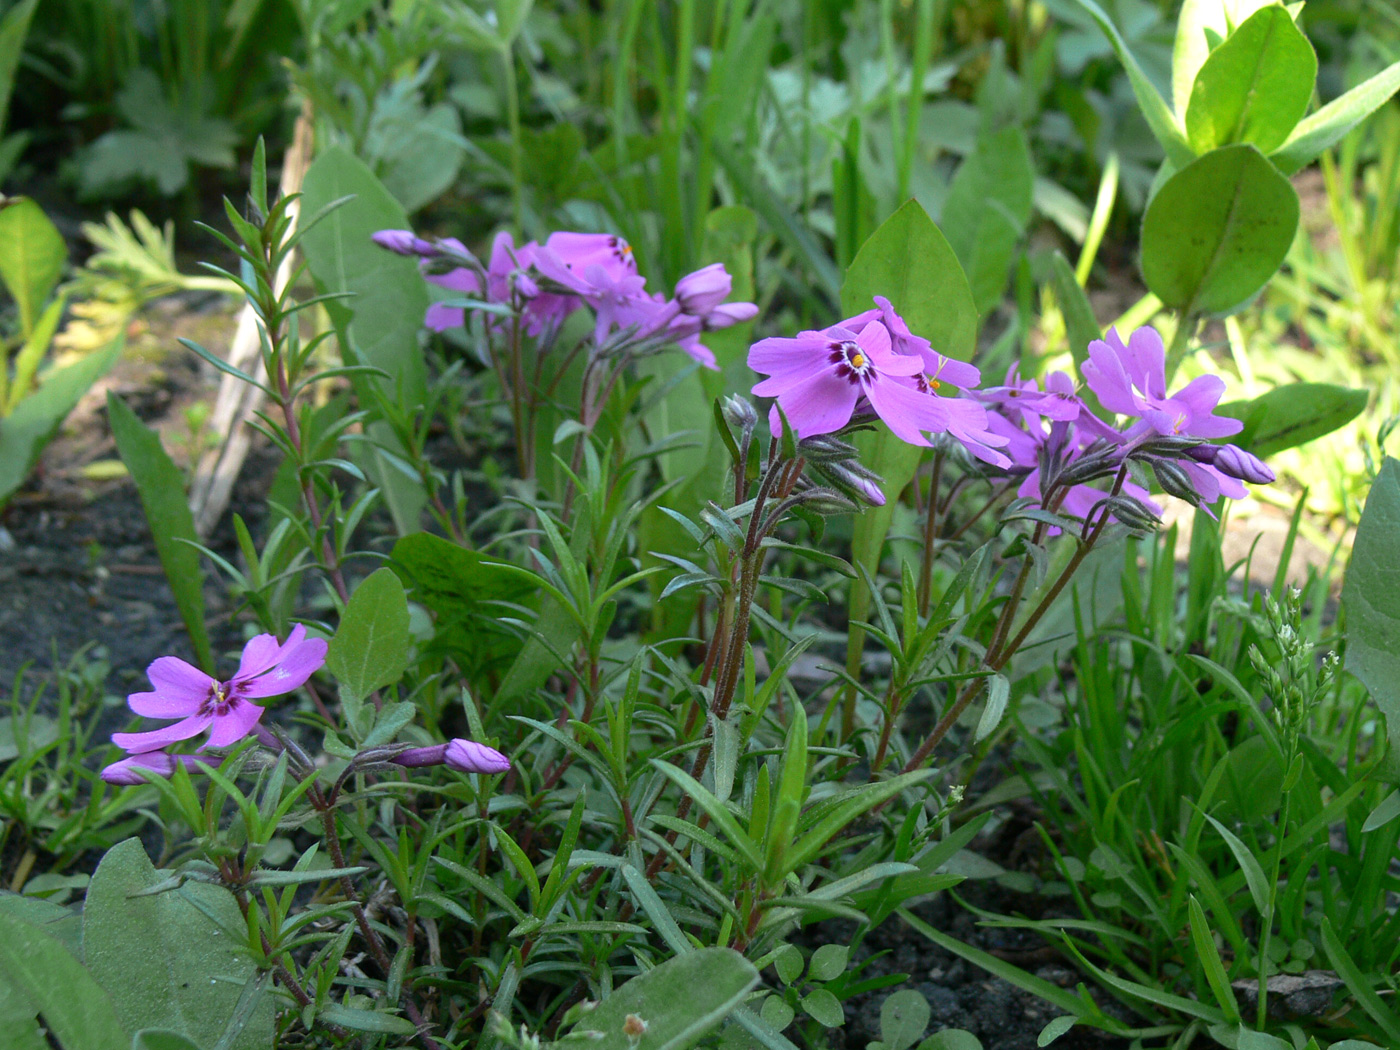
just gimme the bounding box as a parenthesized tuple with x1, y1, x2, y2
(112, 626, 327, 754)
(1082, 326, 1242, 440)
(749, 301, 1009, 465)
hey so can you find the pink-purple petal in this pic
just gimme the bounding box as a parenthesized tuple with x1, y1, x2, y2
(112, 713, 213, 754)
(202, 700, 264, 749)
(239, 637, 328, 698)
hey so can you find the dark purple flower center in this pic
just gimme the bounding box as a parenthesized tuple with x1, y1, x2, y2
(198, 681, 242, 717)
(915, 373, 942, 395)
(829, 340, 871, 384)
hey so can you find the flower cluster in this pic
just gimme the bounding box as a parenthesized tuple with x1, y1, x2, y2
(373, 229, 757, 369)
(749, 307, 1274, 529)
(101, 628, 509, 785)
(976, 325, 1275, 529)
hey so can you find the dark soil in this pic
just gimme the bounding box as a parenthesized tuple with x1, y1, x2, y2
(0, 293, 268, 700)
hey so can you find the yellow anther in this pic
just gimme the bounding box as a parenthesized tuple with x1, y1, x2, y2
(850, 353, 866, 369)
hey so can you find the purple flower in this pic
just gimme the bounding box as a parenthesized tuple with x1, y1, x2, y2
(749, 304, 1009, 465)
(112, 626, 327, 754)
(390, 739, 510, 774)
(842, 296, 982, 392)
(543, 232, 637, 280)
(1082, 326, 1243, 440)
(100, 751, 221, 786)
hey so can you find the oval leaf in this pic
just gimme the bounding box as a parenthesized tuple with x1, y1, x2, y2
(1140, 144, 1298, 315)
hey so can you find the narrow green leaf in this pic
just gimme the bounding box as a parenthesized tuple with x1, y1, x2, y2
(1188, 896, 1241, 1023)
(1203, 814, 1271, 917)
(1272, 59, 1400, 175)
(1320, 917, 1400, 1044)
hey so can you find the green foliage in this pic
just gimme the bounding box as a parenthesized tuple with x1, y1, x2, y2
(1140, 144, 1299, 316)
(83, 839, 274, 1050)
(1343, 457, 1400, 779)
(1184, 6, 1316, 155)
(106, 392, 212, 672)
(326, 567, 411, 732)
(568, 948, 758, 1050)
(940, 126, 1035, 316)
(1218, 382, 1370, 459)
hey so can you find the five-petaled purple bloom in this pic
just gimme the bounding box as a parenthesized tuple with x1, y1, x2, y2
(749, 297, 1010, 466)
(111, 625, 328, 754)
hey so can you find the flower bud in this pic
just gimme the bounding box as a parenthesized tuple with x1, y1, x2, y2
(372, 229, 437, 257)
(721, 394, 759, 439)
(390, 743, 450, 768)
(1210, 444, 1275, 485)
(1098, 495, 1161, 533)
(101, 751, 218, 786)
(445, 739, 511, 774)
(1148, 457, 1200, 504)
(675, 264, 732, 315)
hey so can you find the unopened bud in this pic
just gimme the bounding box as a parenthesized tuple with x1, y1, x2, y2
(1097, 495, 1160, 533)
(796, 433, 860, 463)
(372, 229, 437, 257)
(1148, 458, 1200, 504)
(721, 394, 758, 439)
(798, 486, 860, 515)
(1211, 444, 1275, 485)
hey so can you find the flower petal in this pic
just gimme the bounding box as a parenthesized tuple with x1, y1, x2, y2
(240, 636, 328, 698)
(130, 657, 214, 717)
(202, 699, 264, 749)
(112, 714, 212, 753)
(767, 368, 859, 439)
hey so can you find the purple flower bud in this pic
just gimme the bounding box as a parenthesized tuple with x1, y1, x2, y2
(372, 230, 436, 257)
(1211, 444, 1275, 485)
(391, 744, 451, 768)
(445, 739, 511, 775)
(675, 264, 733, 315)
(101, 751, 218, 786)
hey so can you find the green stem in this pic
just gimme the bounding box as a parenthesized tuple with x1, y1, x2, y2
(1163, 310, 1196, 382)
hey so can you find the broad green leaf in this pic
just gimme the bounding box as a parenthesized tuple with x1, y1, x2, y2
(298, 145, 428, 533)
(107, 393, 212, 672)
(1172, 0, 1276, 117)
(0, 196, 66, 338)
(879, 989, 930, 1050)
(1185, 6, 1316, 155)
(1342, 457, 1400, 781)
(0, 910, 127, 1050)
(83, 839, 274, 1050)
(1140, 144, 1298, 315)
(1272, 59, 1400, 175)
(570, 948, 759, 1050)
(370, 102, 466, 215)
(940, 126, 1035, 315)
(918, 1031, 982, 1050)
(1067, 0, 1194, 167)
(807, 944, 848, 982)
(390, 532, 532, 679)
(0, 0, 37, 134)
(326, 568, 411, 704)
(0, 889, 82, 955)
(1217, 382, 1368, 458)
(0, 338, 123, 507)
(840, 200, 974, 712)
(800, 989, 844, 1028)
